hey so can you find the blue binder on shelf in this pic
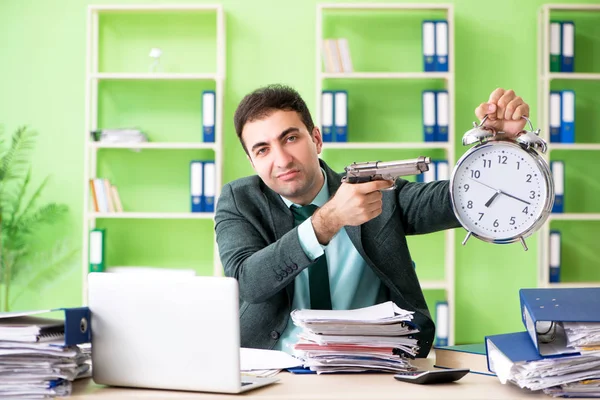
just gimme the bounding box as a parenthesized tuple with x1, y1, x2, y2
(560, 90, 575, 143)
(560, 21, 574, 72)
(549, 91, 561, 143)
(434, 20, 448, 72)
(549, 230, 561, 283)
(422, 90, 436, 142)
(203, 160, 216, 212)
(190, 161, 204, 213)
(485, 331, 543, 375)
(519, 287, 600, 356)
(434, 301, 449, 347)
(551, 161, 564, 213)
(333, 90, 348, 142)
(202, 90, 216, 143)
(0, 307, 91, 346)
(321, 91, 334, 142)
(435, 90, 449, 141)
(422, 20, 436, 72)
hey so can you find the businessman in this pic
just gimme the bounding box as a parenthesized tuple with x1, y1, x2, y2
(215, 85, 530, 356)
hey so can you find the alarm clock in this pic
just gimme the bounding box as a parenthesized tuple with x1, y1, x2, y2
(449, 115, 555, 251)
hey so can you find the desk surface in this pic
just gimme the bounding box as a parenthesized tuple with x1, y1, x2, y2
(69, 359, 548, 400)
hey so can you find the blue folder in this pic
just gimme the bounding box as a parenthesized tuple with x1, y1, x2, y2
(484, 331, 543, 375)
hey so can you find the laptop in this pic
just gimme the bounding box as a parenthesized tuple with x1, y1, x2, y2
(87, 272, 279, 393)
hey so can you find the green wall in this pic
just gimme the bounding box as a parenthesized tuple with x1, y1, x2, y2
(0, 0, 598, 344)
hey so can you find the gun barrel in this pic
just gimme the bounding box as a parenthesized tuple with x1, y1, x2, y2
(374, 156, 430, 174)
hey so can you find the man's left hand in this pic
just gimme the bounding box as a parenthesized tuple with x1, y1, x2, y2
(475, 88, 530, 137)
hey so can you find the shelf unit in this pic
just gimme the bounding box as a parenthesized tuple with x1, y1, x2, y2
(82, 4, 225, 300)
(537, 4, 600, 288)
(316, 3, 455, 345)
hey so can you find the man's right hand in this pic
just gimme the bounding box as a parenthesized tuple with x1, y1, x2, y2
(311, 180, 393, 245)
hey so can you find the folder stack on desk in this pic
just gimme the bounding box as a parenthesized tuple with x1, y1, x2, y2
(0, 308, 92, 398)
(290, 301, 420, 374)
(485, 288, 600, 397)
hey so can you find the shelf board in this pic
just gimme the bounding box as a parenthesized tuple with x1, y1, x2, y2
(544, 282, 600, 288)
(319, 3, 451, 10)
(89, 212, 214, 220)
(320, 72, 450, 80)
(322, 142, 452, 150)
(549, 213, 600, 221)
(420, 280, 448, 290)
(89, 73, 220, 80)
(89, 142, 217, 150)
(90, 4, 222, 11)
(546, 73, 600, 81)
(543, 4, 600, 11)
(549, 143, 600, 151)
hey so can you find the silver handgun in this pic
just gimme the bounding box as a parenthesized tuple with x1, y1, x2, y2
(341, 156, 431, 189)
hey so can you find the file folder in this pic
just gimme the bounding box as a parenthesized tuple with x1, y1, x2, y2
(485, 331, 542, 376)
(519, 287, 600, 356)
(434, 301, 449, 347)
(190, 161, 204, 213)
(202, 90, 216, 143)
(436, 160, 449, 181)
(422, 21, 436, 72)
(89, 228, 106, 273)
(549, 21, 561, 72)
(560, 21, 574, 72)
(203, 161, 216, 212)
(0, 307, 91, 346)
(434, 20, 448, 72)
(549, 91, 561, 143)
(333, 91, 348, 142)
(549, 230, 561, 283)
(435, 90, 449, 141)
(422, 91, 436, 142)
(551, 161, 564, 213)
(560, 90, 575, 143)
(321, 91, 334, 142)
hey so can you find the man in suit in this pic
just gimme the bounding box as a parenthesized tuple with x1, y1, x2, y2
(215, 85, 530, 357)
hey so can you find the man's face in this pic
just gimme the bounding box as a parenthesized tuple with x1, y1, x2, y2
(242, 110, 324, 205)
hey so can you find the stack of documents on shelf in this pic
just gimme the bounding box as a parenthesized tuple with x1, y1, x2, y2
(0, 308, 91, 398)
(486, 288, 600, 397)
(291, 301, 420, 374)
(91, 128, 148, 143)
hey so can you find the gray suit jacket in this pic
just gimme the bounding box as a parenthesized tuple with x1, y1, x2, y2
(214, 159, 460, 357)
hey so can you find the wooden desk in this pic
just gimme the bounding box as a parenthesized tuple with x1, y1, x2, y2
(69, 359, 548, 400)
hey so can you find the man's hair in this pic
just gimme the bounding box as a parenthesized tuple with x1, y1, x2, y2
(233, 84, 315, 154)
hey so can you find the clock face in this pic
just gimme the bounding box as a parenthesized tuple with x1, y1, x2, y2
(450, 141, 551, 242)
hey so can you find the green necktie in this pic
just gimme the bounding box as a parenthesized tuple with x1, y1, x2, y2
(291, 204, 332, 310)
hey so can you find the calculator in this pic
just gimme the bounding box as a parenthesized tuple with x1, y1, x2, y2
(393, 368, 470, 384)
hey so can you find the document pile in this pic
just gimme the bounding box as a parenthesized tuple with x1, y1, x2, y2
(0, 307, 91, 399)
(291, 301, 420, 374)
(91, 128, 148, 143)
(486, 288, 600, 397)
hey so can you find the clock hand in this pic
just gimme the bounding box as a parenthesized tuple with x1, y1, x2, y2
(485, 191, 501, 207)
(469, 178, 532, 206)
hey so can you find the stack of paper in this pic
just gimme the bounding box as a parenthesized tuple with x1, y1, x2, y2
(0, 309, 91, 398)
(91, 128, 148, 143)
(291, 301, 420, 374)
(240, 348, 302, 378)
(565, 322, 600, 355)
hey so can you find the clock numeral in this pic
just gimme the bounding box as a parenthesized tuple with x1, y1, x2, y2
(510, 216, 516, 225)
(493, 219, 499, 227)
(497, 155, 507, 164)
(522, 206, 529, 214)
(464, 184, 470, 192)
(526, 174, 532, 183)
(529, 190, 535, 199)
(483, 159, 491, 168)
(467, 200, 473, 209)
(478, 212, 484, 221)
(516, 161, 520, 170)
(470, 170, 481, 179)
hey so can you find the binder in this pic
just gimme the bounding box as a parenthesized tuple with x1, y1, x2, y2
(422, 90, 436, 142)
(202, 90, 216, 143)
(434, 20, 448, 72)
(549, 91, 562, 143)
(519, 287, 600, 356)
(321, 91, 334, 142)
(422, 20, 436, 72)
(560, 90, 575, 143)
(485, 331, 542, 376)
(434, 301, 449, 347)
(436, 160, 449, 181)
(89, 228, 106, 273)
(549, 21, 561, 72)
(0, 307, 91, 346)
(551, 161, 564, 213)
(560, 21, 574, 72)
(549, 230, 561, 283)
(203, 161, 216, 212)
(333, 91, 348, 142)
(435, 90, 449, 141)
(190, 161, 204, 213)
